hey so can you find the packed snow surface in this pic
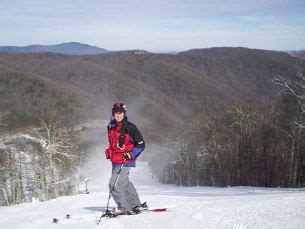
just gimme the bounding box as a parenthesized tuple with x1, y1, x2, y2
(1, 162, 305, 229)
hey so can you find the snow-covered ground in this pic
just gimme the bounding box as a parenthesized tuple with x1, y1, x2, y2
(1, 161, 305, 229)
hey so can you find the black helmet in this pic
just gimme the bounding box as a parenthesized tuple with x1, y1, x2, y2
(112, 101, 127, 116)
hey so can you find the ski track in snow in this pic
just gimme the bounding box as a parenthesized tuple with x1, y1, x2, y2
(1, 162, 305, 229)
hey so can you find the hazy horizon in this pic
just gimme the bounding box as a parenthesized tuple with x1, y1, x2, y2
(0, 41, 304, 54)
(1, 0, 305, 52)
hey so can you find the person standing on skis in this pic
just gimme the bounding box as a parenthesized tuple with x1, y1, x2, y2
(105, 101, 147, 214)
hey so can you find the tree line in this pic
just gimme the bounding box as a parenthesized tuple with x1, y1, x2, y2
(151, 71, 305, 188)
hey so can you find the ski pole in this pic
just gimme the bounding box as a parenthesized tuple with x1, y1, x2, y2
(97, 163, 124, 223)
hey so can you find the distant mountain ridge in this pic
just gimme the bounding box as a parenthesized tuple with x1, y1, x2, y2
(0, 42, 110, 55)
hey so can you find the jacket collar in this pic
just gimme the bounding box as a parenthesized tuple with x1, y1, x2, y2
(109, 116, 128, 129)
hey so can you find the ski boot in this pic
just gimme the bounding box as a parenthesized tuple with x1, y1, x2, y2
(136, 202, 148, 211)
(127, 206, 141, 215)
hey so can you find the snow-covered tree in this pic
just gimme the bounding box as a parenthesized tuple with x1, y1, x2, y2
(32, 112, 79, 200)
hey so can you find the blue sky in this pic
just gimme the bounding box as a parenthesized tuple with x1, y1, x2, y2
(0, 0, 304, 52)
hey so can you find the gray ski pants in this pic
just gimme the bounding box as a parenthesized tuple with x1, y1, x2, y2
(109, 166, 141, 211)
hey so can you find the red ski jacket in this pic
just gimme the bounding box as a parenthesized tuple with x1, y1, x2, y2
(105, 117, 145, 166)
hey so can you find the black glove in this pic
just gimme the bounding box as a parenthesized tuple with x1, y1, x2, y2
(123, 152, 132, 161)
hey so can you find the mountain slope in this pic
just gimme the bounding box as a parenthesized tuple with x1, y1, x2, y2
(0, 162, 304, 229)
(0, 64, 99, 127)
(0, 47, 304, 138)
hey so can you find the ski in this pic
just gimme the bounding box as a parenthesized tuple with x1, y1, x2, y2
(96, 206, 171, 224)
(52, 214, 96, 224)
(51, 207, 171, 224)
(143, 207, 168, 212)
